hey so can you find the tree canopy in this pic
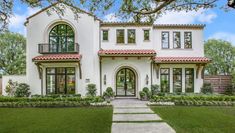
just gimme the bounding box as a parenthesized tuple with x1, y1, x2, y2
(0, 32, 26, 75)
(204, 39, 235, 75)
(0, 0, 233, 32)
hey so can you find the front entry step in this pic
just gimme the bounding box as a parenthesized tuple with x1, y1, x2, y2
(113, 114, 162, 121)
(111, 99, 176, 133)
(112, 123, 176, 133)
(114, 108, 154, 114)
(115, 97, 138, 99)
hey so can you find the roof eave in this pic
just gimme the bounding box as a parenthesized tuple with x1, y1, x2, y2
(99, 54, 156, 57)
(33, 59, 80, 62)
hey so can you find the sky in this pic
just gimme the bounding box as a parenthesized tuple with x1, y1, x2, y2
(10, 1, 235, 45)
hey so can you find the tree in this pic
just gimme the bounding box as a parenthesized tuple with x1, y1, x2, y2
(204, 39, 235, 75)
(0, 32, 26, 75)
(0, 0, 233, 32)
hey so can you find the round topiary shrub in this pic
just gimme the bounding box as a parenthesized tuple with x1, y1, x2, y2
(14, 83, 31, 97)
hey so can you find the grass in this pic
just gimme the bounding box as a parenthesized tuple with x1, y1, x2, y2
(151, 106, 235, 133)
(0, 107, 113, 133)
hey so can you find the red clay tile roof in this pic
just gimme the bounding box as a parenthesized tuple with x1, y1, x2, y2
(98, 49, 156, 56)
(154, 57, 211, 63)
(33, 54, 82, 62)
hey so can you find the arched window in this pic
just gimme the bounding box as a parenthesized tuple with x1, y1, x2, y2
(49, 24, 75, 53)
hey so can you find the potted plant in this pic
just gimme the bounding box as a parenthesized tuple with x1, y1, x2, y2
(139, 91, 146, 100)
(103, 87, 115, 101)
(139, 87, 150, 100)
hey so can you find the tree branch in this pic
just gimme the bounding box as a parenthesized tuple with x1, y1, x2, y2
(133, 0, 175, 15)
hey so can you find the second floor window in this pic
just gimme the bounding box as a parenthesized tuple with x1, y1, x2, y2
(162, 32, 169, 49)
(102, 30, 109, 41)
(144, 30, 150, 41)
(116, 29, 125, 44)
(173, 32, 181, 48)
(49, 24, 74, 53)
(184, 32, 192, 48)
(128, 29, 136, 43)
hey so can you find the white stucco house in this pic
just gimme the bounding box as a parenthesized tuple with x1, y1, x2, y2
(2, 3, 211, 98)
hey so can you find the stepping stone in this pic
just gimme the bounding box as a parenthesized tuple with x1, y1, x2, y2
(111, 122, 176, 133)
(114, 105, 148, 109)
(114, 108, 154, 114)
(113, 114, 162, 121)
(114, 105, 148, 108)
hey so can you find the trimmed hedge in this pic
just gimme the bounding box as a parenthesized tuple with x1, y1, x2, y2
(151, 95, 235, 106)
(0, 96, 106, 108)
(152, 95, 235, 102)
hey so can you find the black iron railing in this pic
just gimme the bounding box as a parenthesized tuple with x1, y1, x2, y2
(38, 43, 79, 54)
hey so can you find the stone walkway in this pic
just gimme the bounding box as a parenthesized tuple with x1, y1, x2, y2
(111, 99, 175, 133)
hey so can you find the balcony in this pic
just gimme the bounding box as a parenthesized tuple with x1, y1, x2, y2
(38, 43, 79, 54)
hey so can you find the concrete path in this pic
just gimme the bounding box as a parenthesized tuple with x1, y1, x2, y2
(111, 99, 175, 133)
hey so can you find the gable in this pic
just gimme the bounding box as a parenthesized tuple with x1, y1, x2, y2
(24, 2, 101, 25)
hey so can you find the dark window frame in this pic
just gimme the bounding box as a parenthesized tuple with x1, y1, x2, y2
(161, 31, 170, 49)
(143, 29, 150, 41)
(116, 68, 136, 97)
(185, 68, 194, 93)
(127, 29, 136, 44)
(46, 67, 76, 94)
(116, 29, 125, 44)
(173, 31, 181, 49)
(173, 68, 182, 93)
(160, 68, 170, 92)
(49, 24, 75, 53)
(184, 32, 192, 49)
(102, 30, 109, 41)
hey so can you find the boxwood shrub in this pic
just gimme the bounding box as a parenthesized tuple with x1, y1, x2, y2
(151, 95, 235, 106)
(0, 95, 105, 108)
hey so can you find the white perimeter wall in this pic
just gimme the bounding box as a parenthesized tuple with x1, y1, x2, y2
(2, 75, 27, 96)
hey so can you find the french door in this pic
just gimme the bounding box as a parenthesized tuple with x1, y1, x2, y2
(116, 68, 136, 97)
(46, 67, 75, 94)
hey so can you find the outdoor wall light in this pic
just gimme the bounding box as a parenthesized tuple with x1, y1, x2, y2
(145, 74, 149, 85)
(104, 75, 106, 85)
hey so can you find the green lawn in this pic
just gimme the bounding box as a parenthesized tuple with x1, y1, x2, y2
(151, 106, 235, 133)
(0, 107, 113, 133)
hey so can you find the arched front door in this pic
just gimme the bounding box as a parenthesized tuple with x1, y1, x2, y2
(116, 68, 136, 97)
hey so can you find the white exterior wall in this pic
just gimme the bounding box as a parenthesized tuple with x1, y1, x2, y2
(2, 75, 27, 96)
(154, 28, 204, 57)
(101, 57, 152, 98)
(26, 5, 100, 96)
(101, 26, 153, 49)
(1, 4, 206, 96)
(101, 26, 204, 57)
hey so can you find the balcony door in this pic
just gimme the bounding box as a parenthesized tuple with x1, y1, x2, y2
(116, 68, 136, 97)
(49, 24, 75, 53)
